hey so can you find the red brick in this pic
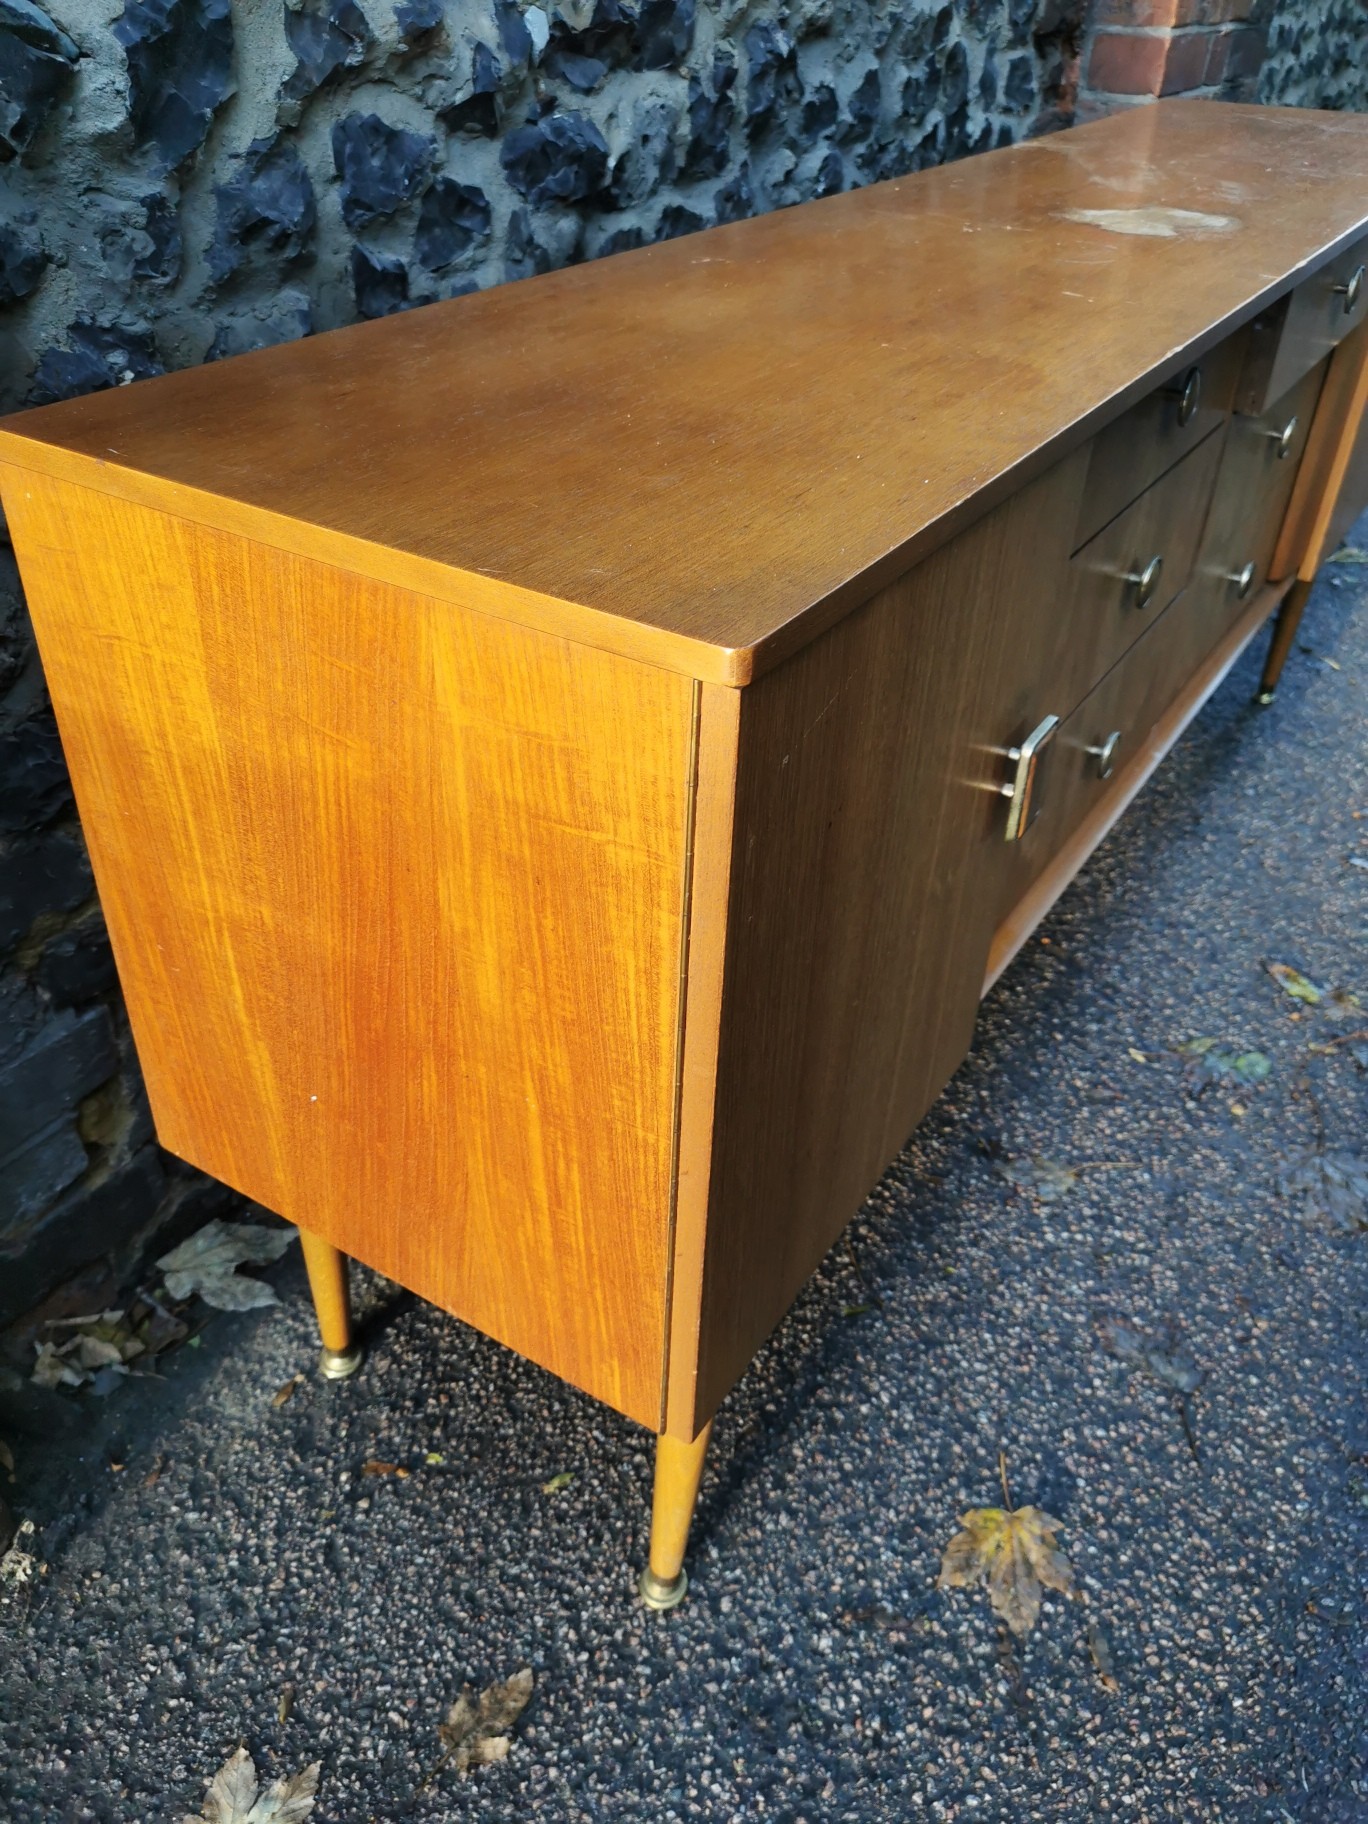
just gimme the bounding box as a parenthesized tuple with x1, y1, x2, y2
(1086, 29, 1169, 95)
(1174, 0, 1250, 22)
(1203, 25, 1232, 83)
(1089, 0, 1178, 24)
(1160, 27, 1215, 93)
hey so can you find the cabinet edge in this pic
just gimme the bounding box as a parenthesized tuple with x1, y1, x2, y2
(662, 681, 742, 1442)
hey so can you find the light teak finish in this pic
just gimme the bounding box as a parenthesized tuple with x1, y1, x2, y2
(5, 105, 1368, 1595)
(2, 468, 695, 1430)
(4, 104, 1368, 683)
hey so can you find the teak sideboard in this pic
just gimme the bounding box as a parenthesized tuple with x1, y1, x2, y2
(4, 100, 1368, 1607)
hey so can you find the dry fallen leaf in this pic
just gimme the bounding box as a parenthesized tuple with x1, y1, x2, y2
(183, 1746, 319, 1824)
(938, 1503, 1075, 1636)
(437, 1668, 535, 1774)
(0, 1519, 39, 1589)
(996, 1154, 1078, 1203)
(1281, 1148, 1368, 1233)
(1265, 961, 1324, 1005)
(1097, 1312, 1204, 1394)
(157, 1221, 296, 1312)
(360, 1460, 410, 1478)
(1087, 1620, 1119, 1692)
(272, 1376, 303, 1409)
(1177, 1038, 1271, 1093)
(541, 1472, 574, 1495)
(31, 1341, 84, 1390)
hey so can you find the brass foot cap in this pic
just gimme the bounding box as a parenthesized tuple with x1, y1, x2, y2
(1257, 689, 1276, 706)
(638, 1566, 688, 1611)
(318, 1343, 364, 1380)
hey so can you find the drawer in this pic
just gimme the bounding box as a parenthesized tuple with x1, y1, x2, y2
(1057, 427, 1225, 710)
(1237, 235, 1368, 417)
(1185, 359, 1327, 645)
(994, 579, 1233, 907)
(1076, 329, 1245, 546)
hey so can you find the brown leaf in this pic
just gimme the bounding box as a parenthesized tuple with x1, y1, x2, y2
(1087, 1620, 1119, 1692)
(996, 1154, 1078, 1203)
(438, 1668, 535, 1773)
(360, 1460, 410, 1479)
(183, 1745, 319, 1823)
(272, 1376, 303, 1408)
(1265, 961, 1324, 1005)
(938, 1505, 1075, 1636)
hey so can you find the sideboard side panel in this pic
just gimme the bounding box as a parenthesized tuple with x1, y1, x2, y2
(689, 455, 1088, 1427)
(3, 468, 694, 1429)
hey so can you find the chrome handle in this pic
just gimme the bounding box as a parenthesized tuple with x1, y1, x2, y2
(1125, 554, 1164, 609)
(1001, 714, 1060, 842)
(1266, 415, 1298, 460)
(1086, 730, 1121, 781)
(1227, 561, 1256, 600)
(1334, 264, 1365, 315)
(1167, 366, 1202, 427)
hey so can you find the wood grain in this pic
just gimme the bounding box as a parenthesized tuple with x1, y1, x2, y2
(1270, 317, 1368, 581)
(3, 467, 695, 1428)
(1187, 359, 1327, 641)
(681, 451, 1093, 1430)
(1325, 398, 1368, 558)
(663, 683, 740, 1442)
(1062, 429, 1224, 705)
(1236, 233, 1368, 417)
(1075, 328, 1245, 549)
(4, 103, 1368, 685)
(984, 580, 1289, 992)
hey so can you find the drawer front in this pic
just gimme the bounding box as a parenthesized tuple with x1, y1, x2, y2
(1238, 236, 1368, 417)
(1186, 359, 1327, 646)
(1077, 329, 1245, 547)
(995, 580, 1233, 905)
(1060, 428, 1225, 709)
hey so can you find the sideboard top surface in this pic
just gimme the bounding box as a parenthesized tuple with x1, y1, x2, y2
(3, 99, 1368, 685)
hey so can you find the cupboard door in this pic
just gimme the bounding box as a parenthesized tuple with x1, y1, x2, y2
(682, 449, 1093, 1429)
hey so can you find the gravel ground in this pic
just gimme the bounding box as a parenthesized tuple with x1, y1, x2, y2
(2, 543, 1367, 1824)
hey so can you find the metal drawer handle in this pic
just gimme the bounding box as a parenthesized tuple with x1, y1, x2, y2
(1000, 714, 1060, 842)
(1226, 561, 1256, 600)
(1087, 730, 1121, 781)
(1125, 554, 1164, 609)
(1334, 264, 1365, 315)
(1266, 415, 1298, 460)
(1166, 366, 1202, 427)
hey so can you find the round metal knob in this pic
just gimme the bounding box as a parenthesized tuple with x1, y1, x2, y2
(1228, 561, 1256, 600)
(1087, 730, 1121, 780)
(1167, 366, 1202, 427)
(1267, 415, 1298, 460)
(1334, 264, 1365, 315)
(1127, 554, 1164, 609)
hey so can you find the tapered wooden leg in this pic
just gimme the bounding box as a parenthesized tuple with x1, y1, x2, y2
(1258, 576, 1313, 703)
(638, 1421, 712, 1610)
(298, 1228, 363, 1379)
